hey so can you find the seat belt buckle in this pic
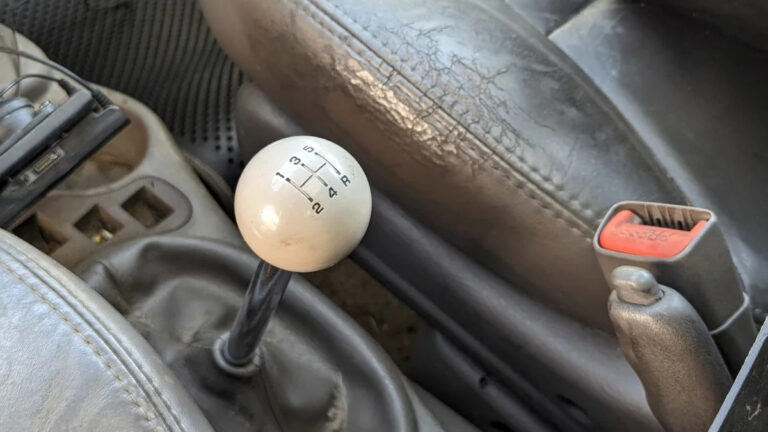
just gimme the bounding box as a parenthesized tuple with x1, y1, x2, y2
(594, 201, 756, 374)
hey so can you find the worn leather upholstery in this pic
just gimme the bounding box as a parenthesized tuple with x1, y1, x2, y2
(200, 0, 688, 332)
(0, 229, 212, 432)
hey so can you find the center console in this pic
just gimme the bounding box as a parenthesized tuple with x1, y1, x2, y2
(1, 28, 476, 432)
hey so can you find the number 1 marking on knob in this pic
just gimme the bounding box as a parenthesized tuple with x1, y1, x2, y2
(275, 172, 314, 203)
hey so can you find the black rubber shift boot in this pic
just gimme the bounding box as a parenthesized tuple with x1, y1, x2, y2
(76, 236, 429, 432)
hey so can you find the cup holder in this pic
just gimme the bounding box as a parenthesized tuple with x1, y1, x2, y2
(12, 212, 67, 254)
(58, 108, 148, 191)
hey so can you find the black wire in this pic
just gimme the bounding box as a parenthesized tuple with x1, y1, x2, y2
(0, 46, 113, 107)
(0, 73, 62, 98)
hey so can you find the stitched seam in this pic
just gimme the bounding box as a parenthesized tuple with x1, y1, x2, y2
(297, 0, 595, 239)
(0, 240, 186, 432)
(0, 258, 165, 432)
(0, 239, 184, 432)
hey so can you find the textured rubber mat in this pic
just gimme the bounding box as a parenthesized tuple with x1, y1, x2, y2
(0, 0, 244, 183)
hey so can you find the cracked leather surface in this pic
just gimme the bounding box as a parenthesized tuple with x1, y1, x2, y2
(0, 229, 213, 432)
(201, 0, 686, 330)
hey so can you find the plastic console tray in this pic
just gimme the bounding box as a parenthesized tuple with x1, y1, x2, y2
(0, 91, 128, 227)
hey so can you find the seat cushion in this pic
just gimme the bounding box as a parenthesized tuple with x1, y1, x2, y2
(200, 0, 687, 330)
(0, 229, 213, 432)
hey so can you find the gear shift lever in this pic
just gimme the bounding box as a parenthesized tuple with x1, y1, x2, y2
(214, 136, 372, 375)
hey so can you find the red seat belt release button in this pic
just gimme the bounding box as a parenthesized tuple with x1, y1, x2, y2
(598, 209, 707, 258)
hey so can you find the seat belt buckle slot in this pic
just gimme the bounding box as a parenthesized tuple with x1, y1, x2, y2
(598, 207, 709, 258)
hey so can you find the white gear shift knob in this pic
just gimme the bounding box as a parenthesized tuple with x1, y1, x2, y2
(234, 136, 372, 272)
